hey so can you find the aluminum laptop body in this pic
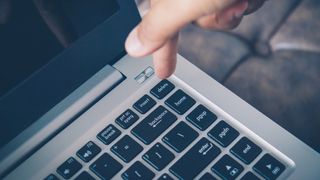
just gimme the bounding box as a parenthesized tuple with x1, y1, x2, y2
(0, 0, 319, 179)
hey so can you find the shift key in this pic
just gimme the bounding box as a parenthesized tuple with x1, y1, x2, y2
(131, 106, 177, 145)
(170, 138, 221, 179)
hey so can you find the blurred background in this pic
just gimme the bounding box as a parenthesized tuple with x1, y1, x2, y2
(136, 0, 320, 153)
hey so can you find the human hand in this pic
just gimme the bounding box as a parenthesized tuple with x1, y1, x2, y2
(125, 0, 266, 78)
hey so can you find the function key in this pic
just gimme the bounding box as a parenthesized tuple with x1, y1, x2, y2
(211, 155, 244, 180)
(74, 171, 95, 180)
(208, 121, 239, 147)
(111, 135, 143, 163)
(44, 174, 59, 180)
(253, 154, 286, 180)
(199, 173, 218, 180)
(240, 172, 260, 180)
(230, 137, 262, 164)
(131, 106, 177, 145)
(143, 143, 175, 171)
(56, 157, 82, 179)
(122, 161, 155, 180)
(186, 104, 217, 131)
(97, 124, 121, 145)
(133, 95, 156, 114)
(170, 138, 221, 179)
(115, 109, 139, 129)
(150, 80, 175, 99)
(162, 121, 199, 153)
(90, 153, 123, 179)
(76, 141, 101, 163)
(158, 173, 174, 180)
(165, 89, 196, 115)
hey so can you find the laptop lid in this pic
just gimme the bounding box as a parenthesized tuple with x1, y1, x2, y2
(0, 0, 140, 153)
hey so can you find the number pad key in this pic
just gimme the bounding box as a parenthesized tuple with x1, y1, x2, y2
(162, 121, 198, 153)
(122, 161, 155, 180)
(90, 153, 123, 179)
(253, 154, 286, 180)
(208, 121, 239, 147)
(77, 141, 101, 163)
(111, 135, 143, 163)
(143, 143, 175, 171)
(57, 157, 82, 179)
(230, 137, 262, 164)
(212, 155, 244, 180)
(240, 172, 260, 180)
(165, 89, 196, 115)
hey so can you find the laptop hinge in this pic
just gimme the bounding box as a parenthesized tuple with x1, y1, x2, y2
(0, 65, 125, 177)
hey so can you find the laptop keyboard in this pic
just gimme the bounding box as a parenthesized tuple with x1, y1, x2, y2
(46, 79, 292, 180)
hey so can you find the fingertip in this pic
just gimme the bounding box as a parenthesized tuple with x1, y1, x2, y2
(125, 27, 148, 57)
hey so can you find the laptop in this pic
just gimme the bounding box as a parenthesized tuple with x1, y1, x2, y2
(1, 0, 319, 179)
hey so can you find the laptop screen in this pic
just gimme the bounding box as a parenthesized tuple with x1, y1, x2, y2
(0, 0, 140, 149)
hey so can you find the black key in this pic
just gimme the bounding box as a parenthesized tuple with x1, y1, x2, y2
(44, 174, 59, 180)
(170, 138, 221, 179)
(230, 137, 262, 164)
(208, 121, 239, 147)
(131, 106, 177, 145)
(165, 89, 196, 115)
(241, 172, 260, 180)
(162, 121, 198, 153)
(97, 124, 121, 145)
(111, 135, 143, 163)
(212, 155, 244, 180)
(90, 153, 123, 180)
(186, 104, 217, 131)
(253, 154, 286, 180)
(74, 171, 95, 180)
(115, 109, 139, 129)
(122, 161, 155, 180)
(133, 95, 156, 114)
(77, 141, 101, 163)
(199, 173, 218, 180)
(57, 157, 82, 179)
(150, 80, 175, 99)
(143, 143, 175, 171)
(158, 173, 174, 180)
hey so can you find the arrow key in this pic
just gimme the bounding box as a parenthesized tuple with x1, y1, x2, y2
(211, 155, 244, 180)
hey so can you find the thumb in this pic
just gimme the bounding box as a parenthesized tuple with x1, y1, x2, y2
(125, 0, 237, 57)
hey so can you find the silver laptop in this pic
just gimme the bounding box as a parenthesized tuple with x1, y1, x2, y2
(1, 0, 319, 179)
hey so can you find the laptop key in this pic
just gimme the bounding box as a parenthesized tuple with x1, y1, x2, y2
(143, 143, 175, 171)
(165, 89, 196, 115)
(133, 95, 156, 114)
(44, 174, 59, 180)
(162, 121, 198, 153)
(186, 104, 217, 131)
(132, 106, 177, 145)
(90, 153, 123, 180)
(208, 120, 239, 147)
(253, 154, 286, 180)
(97, 124, 121, 145)
(57, 157, 82, 179)
(230, 137, 262, 164)
(74, 171, 95, 180)
(170, 138, 221, 179)
(211, 155, 244, 180)
(111, 135, 143, 163)
(115, 109, 139, 129)
(158, 173, 174, 180)
(122, 161, 155, 180)
(77, 141, 101, 163)
(150, 80, 175, 99)
(199, 173, 218, 180)
(240, 172, 260, 180)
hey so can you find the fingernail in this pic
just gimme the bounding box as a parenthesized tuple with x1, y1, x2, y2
(234, 1, 249, 18)
(125, 27, 145, 56)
